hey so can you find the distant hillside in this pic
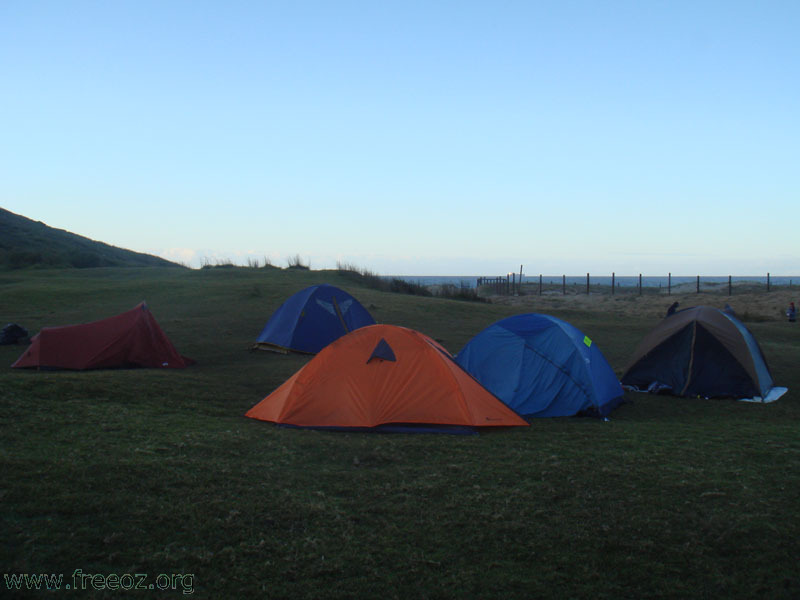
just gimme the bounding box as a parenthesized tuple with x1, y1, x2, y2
(0, 207, 182, 269)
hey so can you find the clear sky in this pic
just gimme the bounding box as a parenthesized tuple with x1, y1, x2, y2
(2, 1, 798, 275)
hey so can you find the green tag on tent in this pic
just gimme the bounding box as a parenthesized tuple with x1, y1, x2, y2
(583, 336, 592, 347)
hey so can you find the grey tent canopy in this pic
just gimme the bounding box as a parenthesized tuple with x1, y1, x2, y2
(621, 305, 786, 402)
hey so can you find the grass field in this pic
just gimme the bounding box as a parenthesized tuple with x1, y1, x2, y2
(1, 267, 798, 598)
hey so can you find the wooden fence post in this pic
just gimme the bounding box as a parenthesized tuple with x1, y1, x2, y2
(479, 271, 779, 298)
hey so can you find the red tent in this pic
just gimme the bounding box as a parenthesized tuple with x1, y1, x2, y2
(12, 302, 193, 370)
(246, 324, 528, 432)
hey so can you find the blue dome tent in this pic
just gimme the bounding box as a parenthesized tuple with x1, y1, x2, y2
(255, 284, 376, 354)
(456, 314, 623, 418)
(621, 305, 787, 402)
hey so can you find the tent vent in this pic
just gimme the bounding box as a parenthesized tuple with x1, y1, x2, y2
(367, 338, 396, 363)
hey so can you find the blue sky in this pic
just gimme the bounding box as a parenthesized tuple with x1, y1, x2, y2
(2, 1, 798, 275)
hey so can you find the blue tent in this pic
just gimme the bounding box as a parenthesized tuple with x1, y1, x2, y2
(621, 305, 787, 402)
(456, 314, 623, 417)
(255, 284, 376, 354)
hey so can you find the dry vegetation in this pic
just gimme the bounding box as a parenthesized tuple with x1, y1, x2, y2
(490, 286, 796, 323)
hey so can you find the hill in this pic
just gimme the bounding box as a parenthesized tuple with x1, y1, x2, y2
(0, 207, 181, 269)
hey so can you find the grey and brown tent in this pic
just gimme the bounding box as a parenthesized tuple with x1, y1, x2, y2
(621, 305, 786, 402)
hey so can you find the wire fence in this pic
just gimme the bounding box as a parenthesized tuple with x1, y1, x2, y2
(477, 273, 797, 296)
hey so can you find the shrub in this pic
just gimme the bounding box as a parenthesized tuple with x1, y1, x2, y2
(200, 257, 236, 269)
(436, 283, 488, 303)
(5, 250, 45, 269)
(286, 254, 310, 270)
(70, 251, 104, 268)
(336, 262, 485, 302)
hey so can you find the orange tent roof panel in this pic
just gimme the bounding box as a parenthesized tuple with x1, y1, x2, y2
(246, 324, 527, 430)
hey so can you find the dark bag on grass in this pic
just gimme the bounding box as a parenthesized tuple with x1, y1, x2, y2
(0, 323, 28, 345)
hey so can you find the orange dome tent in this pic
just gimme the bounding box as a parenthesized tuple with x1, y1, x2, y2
(246, 324, 528, 433)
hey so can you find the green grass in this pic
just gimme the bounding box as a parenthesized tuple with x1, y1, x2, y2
(1, 267, 798, 598)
